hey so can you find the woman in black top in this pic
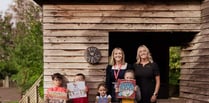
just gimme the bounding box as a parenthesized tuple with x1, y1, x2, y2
(105, 47, 132, 103)
(134, 45, 160, 103)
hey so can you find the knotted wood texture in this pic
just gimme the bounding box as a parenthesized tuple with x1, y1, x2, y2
(180, 0, 209, 102)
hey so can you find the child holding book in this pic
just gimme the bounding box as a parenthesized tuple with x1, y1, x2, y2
(116, 69, 141, 103)
(45, 73, 68, 103)
(70, 73, 89, 103)
(95, 82, 112, 103)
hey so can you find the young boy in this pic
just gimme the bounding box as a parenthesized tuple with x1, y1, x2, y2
(116, 69, 141, 103)
(45, 73, 68, 103)
(71, 73, 89, 103)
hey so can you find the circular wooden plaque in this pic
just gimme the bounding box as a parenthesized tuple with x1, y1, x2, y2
(84, 47, 101, 64)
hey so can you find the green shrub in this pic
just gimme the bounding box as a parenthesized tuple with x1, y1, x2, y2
(169, 47, 180, 86)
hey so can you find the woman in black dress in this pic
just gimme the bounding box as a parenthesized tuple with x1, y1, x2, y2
(134, 45, 160, 103)
(105, 47, 132, 103)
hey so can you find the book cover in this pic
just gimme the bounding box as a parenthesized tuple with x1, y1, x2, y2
(47, 91, 67, 103)
(48, 99, 65, 103)
(48, 91, 68, 100)
(67, 81, 87, 99)
(116, 79, 136, 99)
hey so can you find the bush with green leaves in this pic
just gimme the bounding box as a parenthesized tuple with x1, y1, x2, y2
(169, 47, 181, 86)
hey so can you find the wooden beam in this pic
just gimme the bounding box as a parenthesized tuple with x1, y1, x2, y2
(44, 63, 107, 69)
(43, 4, 200, 11)
(43, 24, 200, 30)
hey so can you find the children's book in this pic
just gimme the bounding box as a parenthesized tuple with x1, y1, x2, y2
(48, 99, 65, 103)
(116, 79, 136, 99)
(47, 91, 68, 103)
(67, 81, 87, 99)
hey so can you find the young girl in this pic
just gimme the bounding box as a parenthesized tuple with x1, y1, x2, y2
(116, 69, 141, 103)
(95, 82, 112, 103)
(45, 73, 68, 103)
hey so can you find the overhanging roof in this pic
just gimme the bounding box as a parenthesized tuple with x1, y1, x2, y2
(33, 0, 202, 6)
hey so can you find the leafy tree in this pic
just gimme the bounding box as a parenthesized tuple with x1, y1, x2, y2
(0, 0, 43, 95)
(10, 0, 43, 93)
(0, 14, 17, 79)
(10, 21, 43, 92)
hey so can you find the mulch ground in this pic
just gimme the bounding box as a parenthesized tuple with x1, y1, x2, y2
(0, 87, 21, 102)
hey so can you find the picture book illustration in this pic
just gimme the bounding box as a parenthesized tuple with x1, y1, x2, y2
(47, 91, 68, 103)
(67, 81, 87, 99)
(48, 99, 65, 103)
(116, 79, 136, 99)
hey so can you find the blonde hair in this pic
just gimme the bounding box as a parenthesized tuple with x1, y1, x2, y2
(136, 45, 153, 64)
(124, 69, 135, 77)
(109, 47, 126, 65)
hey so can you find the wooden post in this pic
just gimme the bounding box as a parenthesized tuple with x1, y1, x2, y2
(27, 96, 30, 103)
(35, 86, 38, 103)
(3, 76, 9, 88)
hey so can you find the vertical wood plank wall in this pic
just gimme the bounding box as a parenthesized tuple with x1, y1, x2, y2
(180, 0, 209, 103)
(42, 2, 201, 102)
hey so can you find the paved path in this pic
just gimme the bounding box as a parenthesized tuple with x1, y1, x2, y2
(0, 87, 186, 103)
(0, 87, 21, 102)
(158, 97, 186, 103)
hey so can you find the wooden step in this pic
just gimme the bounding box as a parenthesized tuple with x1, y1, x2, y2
(158, 97, 186, 103)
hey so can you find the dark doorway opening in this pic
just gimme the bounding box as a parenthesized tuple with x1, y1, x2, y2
(109, 32, 196, 98)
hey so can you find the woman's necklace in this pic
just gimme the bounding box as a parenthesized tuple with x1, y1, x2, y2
(113, 64, 122, 81)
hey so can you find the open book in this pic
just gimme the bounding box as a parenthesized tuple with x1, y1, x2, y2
(116, 79, 136, 99)
(67, 81, 87, 99)
(47, 91, 68, 103)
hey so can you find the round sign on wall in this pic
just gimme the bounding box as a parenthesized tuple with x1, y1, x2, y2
(84, 46, 101, 64)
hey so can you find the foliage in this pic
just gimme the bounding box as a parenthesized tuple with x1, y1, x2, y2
(0, 14, 18, 79)
(10, 20, 43, 92)
(6, 101, 18, 103)
(169, 47, 181, 86)
(0, 0, 43, 95)
(39, 78, 44, 97)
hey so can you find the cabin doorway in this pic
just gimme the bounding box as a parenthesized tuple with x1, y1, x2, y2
(109, 32, 196, 99)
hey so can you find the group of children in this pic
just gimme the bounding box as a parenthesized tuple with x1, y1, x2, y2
(45, 69, 141, 103)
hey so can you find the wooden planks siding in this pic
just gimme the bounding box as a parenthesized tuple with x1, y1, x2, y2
(180, 0, 209, 102)
(43, 4, 201, 32)
(42, 2, 201, 102)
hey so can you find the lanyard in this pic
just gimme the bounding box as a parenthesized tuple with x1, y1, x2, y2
(114, 64, 122, 81)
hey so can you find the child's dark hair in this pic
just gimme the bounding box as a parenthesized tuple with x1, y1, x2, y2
(97, 82, 107, 90)
(76, 73, 85, 80)
(97, 82, 108, 96)
(51, 73, 63, 80)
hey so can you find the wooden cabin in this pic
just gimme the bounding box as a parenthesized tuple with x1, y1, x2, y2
(33, 0, 209, 102)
